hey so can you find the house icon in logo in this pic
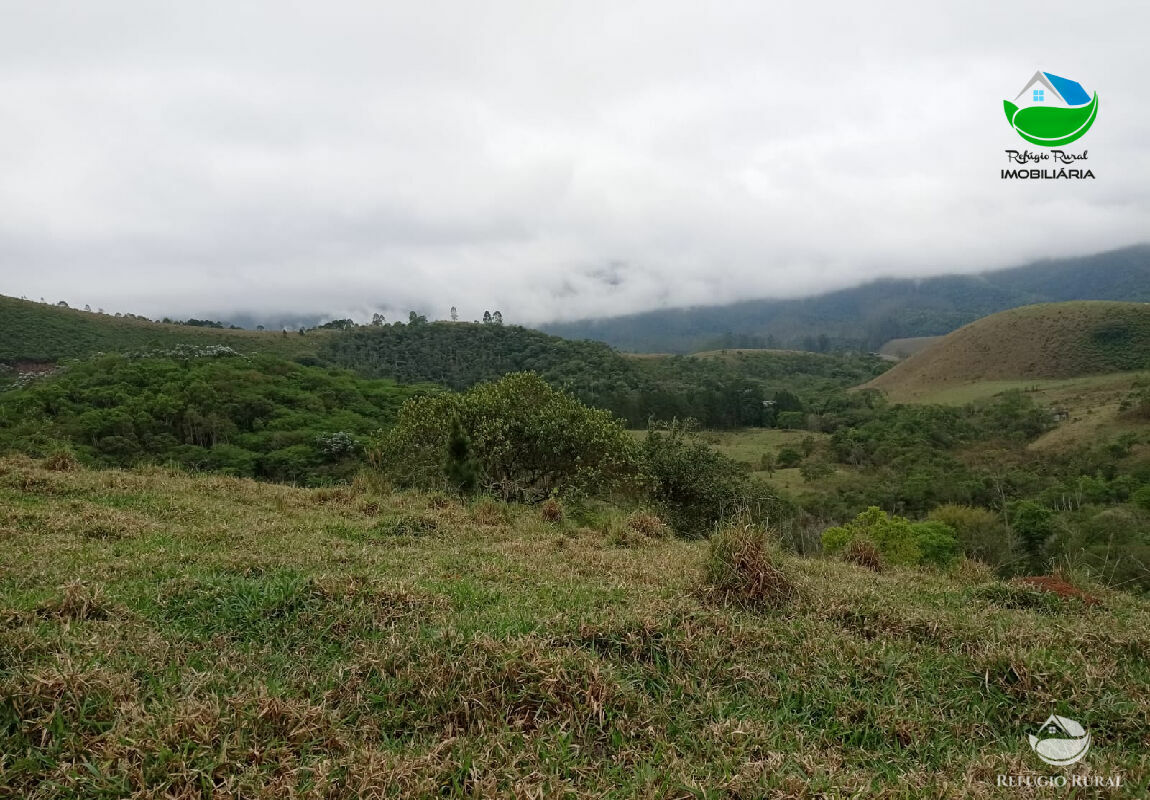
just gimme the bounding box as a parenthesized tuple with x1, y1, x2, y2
(1028, 714, 1092, 766)
(1003, 70, 1098, 146)
(1013, 71, 1092, 110)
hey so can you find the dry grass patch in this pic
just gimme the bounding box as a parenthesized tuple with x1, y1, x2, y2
(842, 537, 884, 572)
(35, 581, 118, 622)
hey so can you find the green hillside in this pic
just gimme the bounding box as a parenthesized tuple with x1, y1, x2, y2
(1, 456, 1146, 797)
(542, 245, 1150, 353)
(318, 321, 888, 428)
(0, 295, 326, 364)
(865, 302, 1150, 402)
(0, 353, 425, 483)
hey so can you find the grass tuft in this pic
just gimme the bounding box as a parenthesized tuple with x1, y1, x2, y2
(702, 518, 797, 610)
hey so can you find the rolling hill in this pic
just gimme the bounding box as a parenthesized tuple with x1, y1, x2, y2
(863, 301, 1150, 403)
(0, 295, 327, 365)
(542, 244, 1150, 353)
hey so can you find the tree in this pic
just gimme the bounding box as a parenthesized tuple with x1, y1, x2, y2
(777, 447, 802, 468)
(1011, 501, 1053, 573)
(408, 311, 427, 325)
(256, 325, 264, 331)
(371, 313, 385, 326)
(444, 418, 478, 493)
(450, 306, 458, 322)
(492, 311, 503, 325)
(483, 311, 492, 324)
(759, 451, 776, 476)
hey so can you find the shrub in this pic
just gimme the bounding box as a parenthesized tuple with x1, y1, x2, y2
(1011, 500, 1054, 573)
(1132, 485, 1150, 512)
(703, 519, 796, 610)
(910, 520, 962, 568)
(776, 447, 802, 468)
(822, 507, 959, 569)
(928, 504, 1012, 568)
(642, 419, 784, 536)
(822, 507, 920, 566)
(372, 373, 641, 502)
(799, 460, 833, 481)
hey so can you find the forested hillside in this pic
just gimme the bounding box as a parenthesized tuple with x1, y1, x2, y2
(542, 245, 1150, 353)
(0, 295, 326, 364)
(0, 352, 425, 483)
(318, 321, 888, 428)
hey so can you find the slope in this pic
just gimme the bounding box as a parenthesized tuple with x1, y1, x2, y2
(1, 455, 1146, 796)
(864, 302, 1150, 403)
(0, 295, 327, 364)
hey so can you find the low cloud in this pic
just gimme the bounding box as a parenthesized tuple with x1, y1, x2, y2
(1, 1, 1146, 325)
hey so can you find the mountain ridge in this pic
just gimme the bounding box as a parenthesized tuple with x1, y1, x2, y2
(541, 245, 1150, 353)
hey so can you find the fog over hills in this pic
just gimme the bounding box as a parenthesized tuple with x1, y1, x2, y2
(541, 245, 1150, 353)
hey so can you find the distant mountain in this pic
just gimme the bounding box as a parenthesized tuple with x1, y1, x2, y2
(863, 301, 1150, 402)
(540, 245, 1150, 353)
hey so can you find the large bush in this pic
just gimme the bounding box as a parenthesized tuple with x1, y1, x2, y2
(641, 419, 784, 536)
(822, 507, 960, 568)
(928, 504, 1012, 568)
(371, 372, 641, 502)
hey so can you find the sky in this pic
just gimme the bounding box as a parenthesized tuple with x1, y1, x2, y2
(1, 1, 1147, 326)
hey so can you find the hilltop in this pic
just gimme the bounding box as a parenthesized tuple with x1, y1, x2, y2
(541, 245, 1150, 353)
(0, 295, 326, 365)
(318, 321, 887, 428)
(863, 302, 1150, 403)
(1, 455, 1146, 796)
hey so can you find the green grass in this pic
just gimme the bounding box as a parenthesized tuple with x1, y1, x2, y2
(0, 295, 328, 364)
(1, 456, 1147, 797)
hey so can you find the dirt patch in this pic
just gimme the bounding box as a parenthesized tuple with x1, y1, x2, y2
(1014, 576, 1100, 605)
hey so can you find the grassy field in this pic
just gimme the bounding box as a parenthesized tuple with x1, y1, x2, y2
(866, 302, 1150, 402)
(0, 295, 328, 364)
(878, 336, 942, 360)
(1, 456, 1146, 797)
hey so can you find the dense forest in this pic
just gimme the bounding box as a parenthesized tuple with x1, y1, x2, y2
(0, 351, 426, 483)
(542, 245, 1150, 352)
(318, 320, 888, 428)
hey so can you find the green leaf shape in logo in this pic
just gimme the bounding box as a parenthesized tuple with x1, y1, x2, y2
(1003, 93, 1099, 147)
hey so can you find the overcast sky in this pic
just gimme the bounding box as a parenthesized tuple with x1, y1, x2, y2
(1, 1, 1146, 325)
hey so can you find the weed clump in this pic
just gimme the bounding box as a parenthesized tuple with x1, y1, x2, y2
(43, 449, 80, 472)
(606, 510, 671, 547)
(36, 581, 114, 621)
(471, 498, 510, 526)
(540, 497, 563, 523)
(843, 537, 884, 572)
(703, 520, 797, 610)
